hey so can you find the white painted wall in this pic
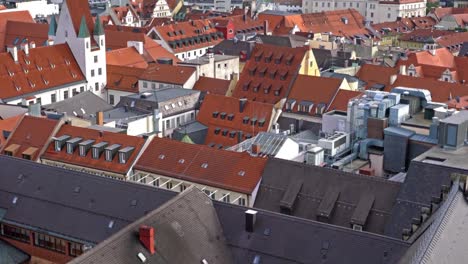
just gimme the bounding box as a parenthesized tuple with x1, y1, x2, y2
(14, 0, 59, 18)
(6, 82, 87, 106)
(275, 138, 300, 160)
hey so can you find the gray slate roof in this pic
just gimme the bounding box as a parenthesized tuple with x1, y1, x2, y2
(0, 104, 28, 120)
(254, 158, 402, 235)
(43, 91, 113, 122)
(0, 239, 30, 264)
(70, 188, 235, 264)
(0, 156, 176, 244)
(213, 40, 256, 59)
(216, 201, 409, 264)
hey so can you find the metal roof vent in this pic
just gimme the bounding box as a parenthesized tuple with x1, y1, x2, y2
(108, 220, 114, 229)
(137, 252, 147, 262)
(12, 196, 18, 204)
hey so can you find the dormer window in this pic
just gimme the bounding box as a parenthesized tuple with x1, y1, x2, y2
(66, 137, 82, 154)
(118, 147, 134, 164)
(222, 129, 228, 136)
(248, 66, 256, 76)
(79, 139, 95, 156)
(212, 111, 219, 118)
(227, 114, 234, 121)
(229, 131, 236, 138)
(54, 135, 71, 151)
(250, 118, 257, 126)
(274, 85, 282, 96)
(252, 82, 260, 93)
(91, 142, 108, 159)
(264, 51, 273, 63)
(243, 81, 251, 91)
(220, 112, 227, 119)
(214, 127, 221, 134)
(280, 71, 288, 81)
(263, 84, 271, 94)
(243, 116, 250, 124)
(105, 144, 121, 162)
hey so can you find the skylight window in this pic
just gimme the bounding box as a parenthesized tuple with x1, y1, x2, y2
(238, 170, 245, 176)
(108, 220, 114, 229)
(12, 196, 18, 204)
(178, 159, 185, 164)
(201, 163, 208, 168)
(159, 154, 165, 160)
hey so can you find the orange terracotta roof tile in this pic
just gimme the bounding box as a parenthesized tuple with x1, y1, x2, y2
(106, 47, 149, 68)
(0, 5, 6, 10)
(42, 124, 146, 175)
(0, 44, 85, 101)
(287, 75, 343, 114)
(431, 7, 468, 21)
(106, 65, 144, 93)
(105, 29, 146, 50)
(356, 64, 399, 89)
(66, 0, 95, 37)
(142, 35, 180, 63)
(391, 75, 468, 103)
(139, 63, 195, 85)
(328, 89, 363, 111)
(154, 19, 224, 53)
(399, 29, 453, 42)
(197, 94, 274, 148)
(233, 43, 309, 104)
(4, 21, 48, 48)
(0, 10, 34, 50)
(134, 136, 268, 194)
(0, 115, 59, 160)
(212, 15, 264, 34)
(193, 76, 230, 95)
(0, 114, 23, 147)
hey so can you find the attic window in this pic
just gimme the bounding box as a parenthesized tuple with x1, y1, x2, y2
(274, 53, 283, 64)
(263, 84, 271, 94)
(220, 112, 227, 119)
(201, 163, 208, 168)
(251, 118, 257, 126)
(214, 127, 221, 134)
(252, 82, 260, 93)
(274, 85, 283, 96)
(248, 66, 257, 76)
(243, 116, 250, 124)
(178, 159, 185, 164)
(285, 54, 294, 65)
(254, 51, 263, 62)
(279, 71, 288, 81)
(238, 170, 245, 176)
(242, 81, 251, 91)
(222, 129, 229, 136)
(212, 111, 219, 118)
(264, 51, 273, 63)
(229, 131, 236, 138)
(227, 114, 234, 121)
(258, 67, 267, 77)
(269, 69, 277, 79)
(258, 118, 266, 127)
(158, 154, 165, 160)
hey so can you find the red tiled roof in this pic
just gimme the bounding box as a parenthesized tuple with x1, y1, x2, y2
(0, 10, 34, 50)
(193, 76, 230, 96)
(66, 0, 95, 37)
(105, 29, 146, 50)
(139, 63, 195, 85)
(134, 137, 268, 194)
(0, 44, 85, 100)
(328, 89, 363, 111)
(436, 31, 468, 51)
(4, 21, 48, 48)
(233, 43, 309, 104)
(0, 114, 23, 147)
(154, 19, 224, 53)
(111, 5, 139, 24)
(1, 115, 59, 160)
(142, 35, 179, 63)
(104, 29, 179, 63)
(431, 7, 468, 21)
(447, 95, 468, 110)
(106, 47, 149, 68)
(197, 94, 274, 148)
(42, 124, 146, 175)
(356, 63, 399, 89)
(391, 75, 468, 103)
(287, 75, 343, 114)
(398, 29, 453, 42)
(212, 15, 264, 34)
(372, 16, 436, 35)
(270, 9, 369, 37)
(106, 65, 144, 93)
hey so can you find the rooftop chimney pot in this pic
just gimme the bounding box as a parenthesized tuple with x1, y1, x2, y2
(139, 226, 155, 255)
(245, 209, 257, 232)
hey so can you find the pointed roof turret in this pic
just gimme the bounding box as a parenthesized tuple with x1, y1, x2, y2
(94, 15, 104, 36)
(78, 15, 90, 38)
(48, 15, 57, 36)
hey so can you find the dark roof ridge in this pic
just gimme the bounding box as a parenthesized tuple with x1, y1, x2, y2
(270, 157, 402, 186)
(218, 201, 410, 245)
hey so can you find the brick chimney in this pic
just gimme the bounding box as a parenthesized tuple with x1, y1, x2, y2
(263, 20, 269, 35)
(96, 111, 104, 126)
(139, 226, 155, 255)
(251, 144, 260, 154)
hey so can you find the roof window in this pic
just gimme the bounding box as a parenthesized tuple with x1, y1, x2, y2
(220, 112, 227, 119)
(214, 127, 221, 134)
(159, 154, 165, 160)
(229, 131, 236, 138)
(212, 111, 219, 118)
(227, 114, 234, 121)
(201, 163, 208, 168)
(238, 170, 245, 176)
(222, 129, 229, 136)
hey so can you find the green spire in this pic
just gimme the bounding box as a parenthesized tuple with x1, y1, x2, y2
(78, 16, 90, 38)
(93, 15, 104, 36)
(181, 134, 194, 144)
(48, 15, 57, 36)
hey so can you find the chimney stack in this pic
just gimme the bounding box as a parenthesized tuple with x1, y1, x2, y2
(245, 209, 257, 232)
(390, 74, 397, 85)
(251, 144, 260, 155)
(239, 98, 247, 112)
(263, 20, 269, 35)
(96, 111, 104, 126)
(139, 226, 155, 255)
(399, 65, 406, 75)
(30, 41, 36, 49)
